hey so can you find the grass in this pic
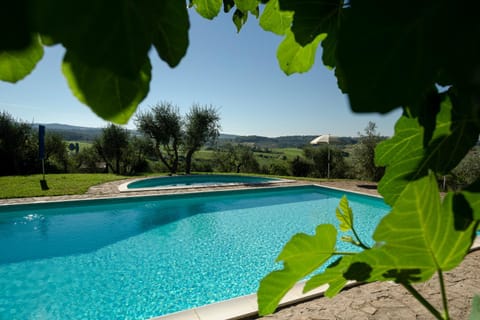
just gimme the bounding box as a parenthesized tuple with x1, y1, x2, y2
(0, 174, 128, 199)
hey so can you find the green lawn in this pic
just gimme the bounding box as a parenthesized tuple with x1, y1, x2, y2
(271, 148, 303, 160)
(0, 174, 128, 199)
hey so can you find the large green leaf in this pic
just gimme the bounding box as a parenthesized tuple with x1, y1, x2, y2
(191, 0, 222, 19)
(337, 0, 442, 113)
(233, 0, 257, 13)
(150, 0, 190, 68)
(32, 0, 189, 79)
(257, 224, 337, 315)
(259, 0, 293, 36)
(279, 0, 341, 46)
(356, 174, 474, 282)
(336, 195, 353, 232)
(0, 0, 30, 50)
(376, 94, 480, 206)
(276, 30, 324, 75)
(0, 35, 43, 83)
(306, 174, 475, 296)
(223, 0, 235, 13)
(375, 115, 425, 205)
(471, 295, 480, 320)
(232, 9, 248, 32)
(303, 256, 352, 297)
(62, 52, 151, 124)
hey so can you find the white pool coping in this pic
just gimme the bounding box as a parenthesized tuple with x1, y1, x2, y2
(152, 238, 480, 320)
(150, 280, 336, 320)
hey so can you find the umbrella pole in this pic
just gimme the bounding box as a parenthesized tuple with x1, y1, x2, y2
(327, 143, 330, 179)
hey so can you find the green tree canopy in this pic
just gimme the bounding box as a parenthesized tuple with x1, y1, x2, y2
(44, 132, 68, 172)
(351, 121, 385, 181)
(94, 124, 130, 174)
(184, 104, 221, 174)
(136, 102, 183, 174)
(0, 111, 33, 175)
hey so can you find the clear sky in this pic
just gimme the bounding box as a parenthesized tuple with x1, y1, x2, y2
(0, 10, 402, 137)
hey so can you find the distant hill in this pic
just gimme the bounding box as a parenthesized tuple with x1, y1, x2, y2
(33, 123, 104, 141)
(33, 124, 359, 148)
(228, 135, 358, 148)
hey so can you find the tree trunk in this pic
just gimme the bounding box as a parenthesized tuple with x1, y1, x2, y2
(155, 146, 173, 174)
(185, 149, 195, 174)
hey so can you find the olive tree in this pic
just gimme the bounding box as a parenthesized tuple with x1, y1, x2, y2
(351, 122, 385, 181)
(44, 132, 68, 172)
(94, 124, 129, 174)
(183, 104, 220, 174)
(136, 102, 183, 174)
(214, 143, 260, 173)
(0, 111, 37, 175)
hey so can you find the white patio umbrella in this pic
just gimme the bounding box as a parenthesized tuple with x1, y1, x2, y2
(310, 134, 331, 145)
(310, 134, 333, 178)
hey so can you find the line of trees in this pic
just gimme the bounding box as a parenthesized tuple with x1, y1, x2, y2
(3, 110, 477, 187)
(135, 102, 221, 174)
(0, 102, 221, 176)
(0, 111, 68, 175)
(0, 111, 417, 181)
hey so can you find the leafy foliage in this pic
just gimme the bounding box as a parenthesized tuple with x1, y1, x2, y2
(94, 124, 130, 174)
(376, 94, 479, 206)
(136, 102, 183, 174)
(259, 174, 478, 317)
(276, 31, 324, 75)
(44, 132, 69, 172)
(450, 148, 480, 188)
(136, 102, 221, 174)
(191, 0, 223, 19)
(258, 224, 337, 315)
(62, 53, 151, 123)
(214, 143, 260, 173)
(303, 145, 348, 179)
(184, 104, 221, 174)
(0, 111, 37, 175)
(0, 35, 43, 83)
(1, 0, 189, 121)
(471, 295, 480, 320)
(351, 121, 385, 181)
(259, 0, 292, 35)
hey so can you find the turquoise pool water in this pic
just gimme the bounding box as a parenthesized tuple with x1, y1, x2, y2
(126, 174, 279, 189)
(0, 186, 390, 319)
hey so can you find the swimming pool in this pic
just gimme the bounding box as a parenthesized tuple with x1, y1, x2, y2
(0, 186, 390, 319)
(121, 174, 283, 191)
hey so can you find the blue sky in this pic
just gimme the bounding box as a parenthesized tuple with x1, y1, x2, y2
(0, 11, 402, 137)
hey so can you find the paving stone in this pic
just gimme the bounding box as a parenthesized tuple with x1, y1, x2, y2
(360, 306, 377, 315)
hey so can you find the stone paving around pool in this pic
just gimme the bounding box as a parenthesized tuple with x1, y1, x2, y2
(1, 178, 478, 319)
(259, 247, 480, 320)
